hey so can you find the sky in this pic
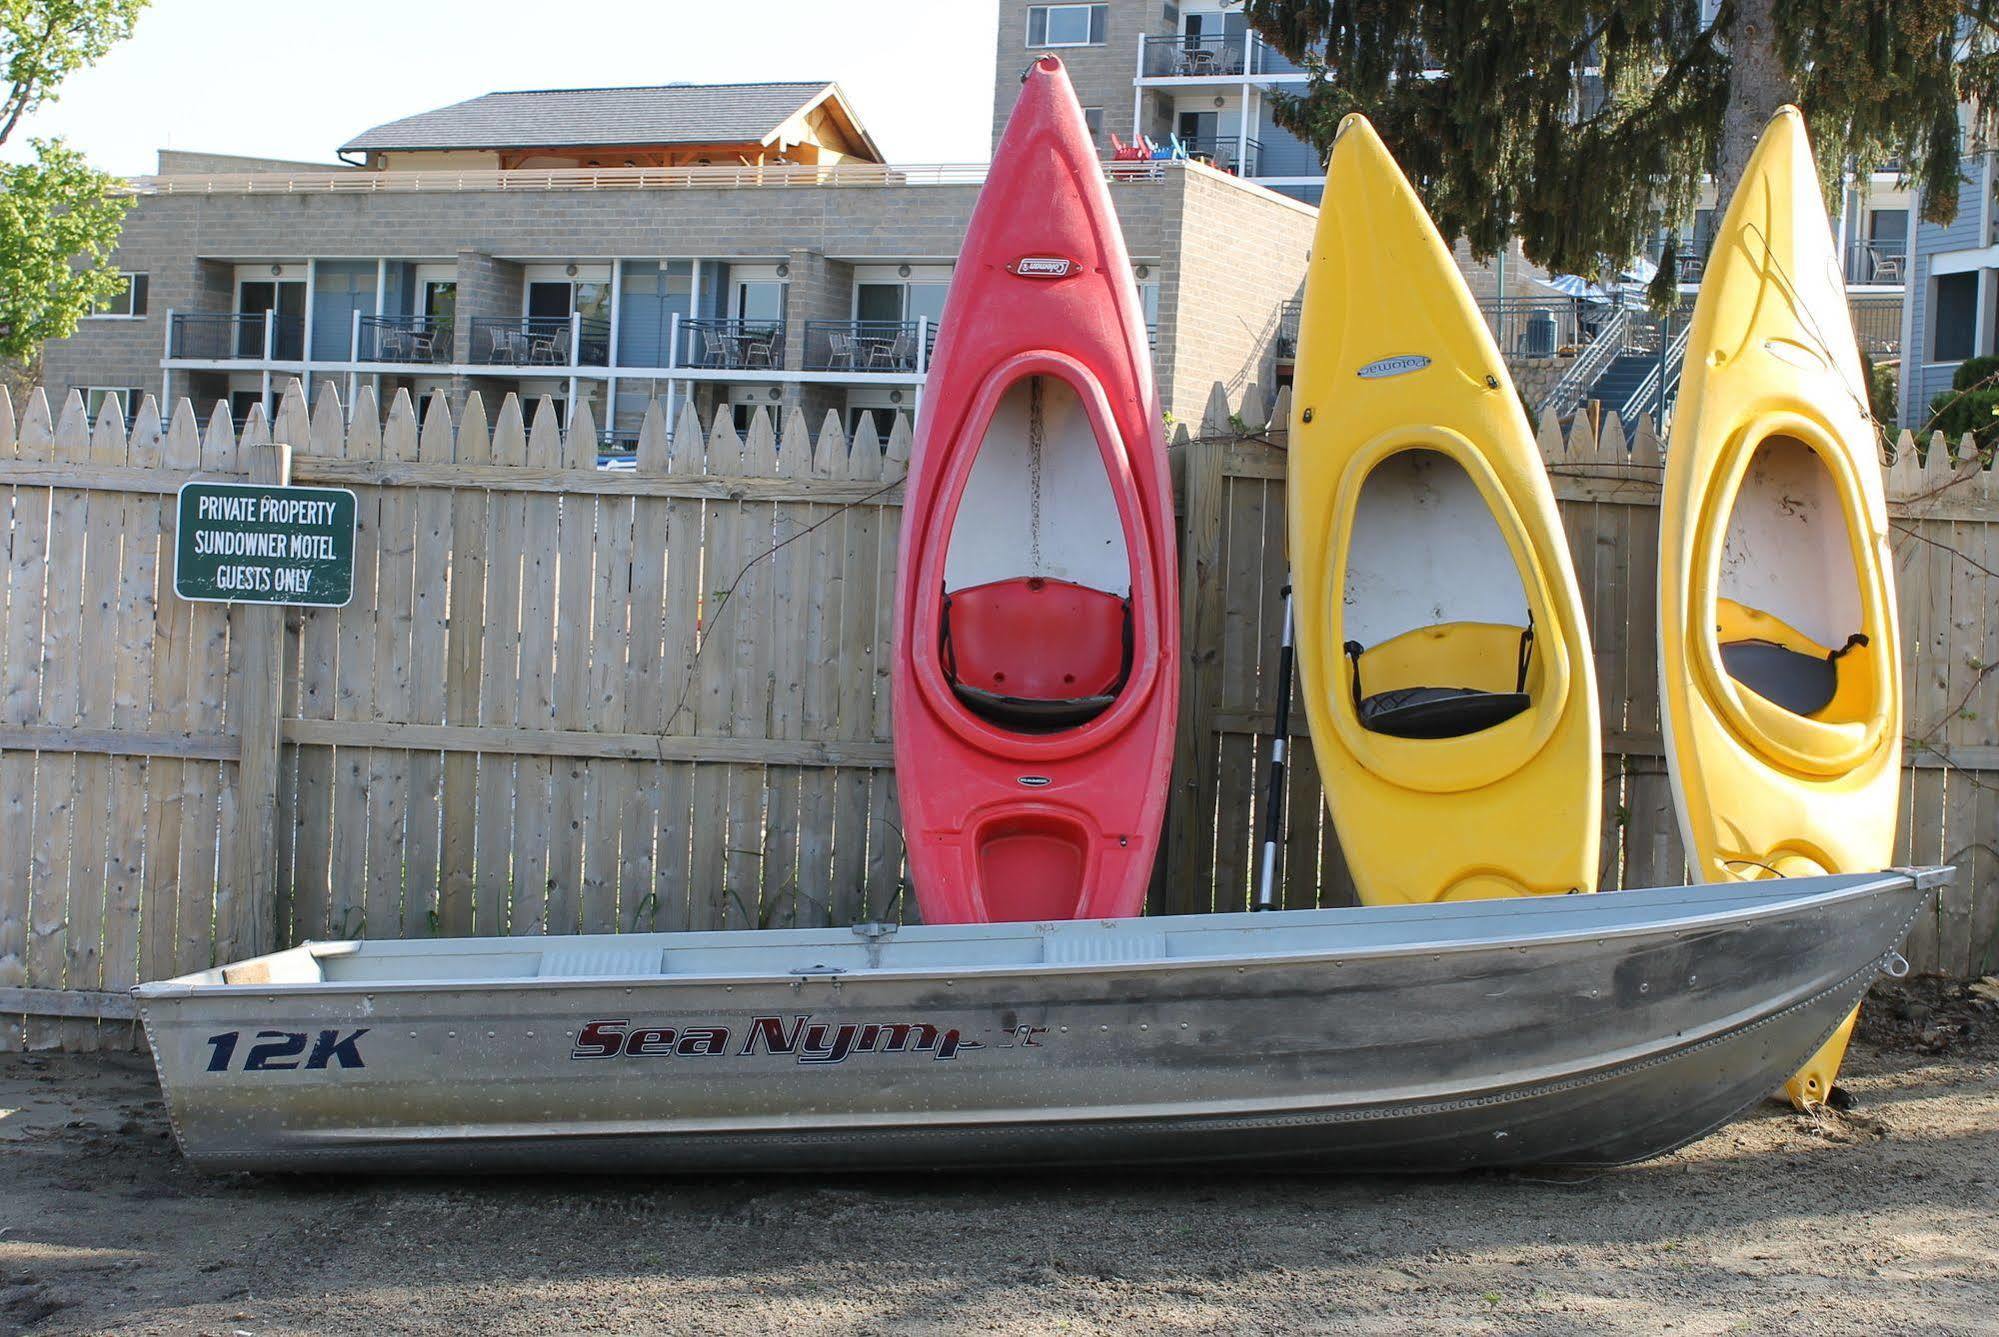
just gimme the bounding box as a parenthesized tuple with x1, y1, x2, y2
(1, 0, 1002, 174)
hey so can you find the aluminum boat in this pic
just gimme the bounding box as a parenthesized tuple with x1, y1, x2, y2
(135, 868, 1944, 1174)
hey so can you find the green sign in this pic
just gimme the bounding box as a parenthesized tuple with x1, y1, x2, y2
(174, 482, 357, 607)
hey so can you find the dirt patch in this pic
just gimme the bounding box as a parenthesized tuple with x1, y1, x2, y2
(3, 985, 1996, 1335)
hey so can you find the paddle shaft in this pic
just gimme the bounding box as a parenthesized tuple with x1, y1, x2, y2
(1254, 584, 1296, 912)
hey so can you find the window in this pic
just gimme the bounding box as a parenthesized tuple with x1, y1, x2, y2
(83, 387, 139, 422)
(1083, 108, 1105, 144)
(1932, 270, 1978, 362)
(88, 272, 148, 318)
(1028, 3, 1107, 47)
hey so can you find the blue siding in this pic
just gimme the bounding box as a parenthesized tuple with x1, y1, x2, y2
(310, 261, 375, 361)
(1905, 154, 1987, 427)
(1253, 35, 1306, 75)
(1256, 110, 1321, 178)
(617, 260, 692, 368)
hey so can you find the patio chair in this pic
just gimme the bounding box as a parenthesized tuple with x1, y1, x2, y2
(376, 328, 409, 362)
(697, 329, 729, 368)
(743, 328, 779, 368)
(867, 331, 914, 372)
(1870, 253, 1903, 284)
(828, 331, 858, 370)
(527, 328, 565, 365)
(485, 326, 521, 364)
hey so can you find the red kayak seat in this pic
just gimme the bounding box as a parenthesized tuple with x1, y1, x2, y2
(942, 576, 1131, 731)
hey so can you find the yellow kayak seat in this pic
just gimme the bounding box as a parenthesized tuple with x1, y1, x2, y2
(1343, 621, 1535, 740)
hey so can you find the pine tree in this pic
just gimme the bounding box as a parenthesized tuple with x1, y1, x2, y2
(1244, 0, 1991, 278)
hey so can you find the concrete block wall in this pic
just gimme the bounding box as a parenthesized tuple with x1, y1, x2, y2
(453, 251, 524, 365)
(1161, 167, 1316, 423)
(992, 0, 1175, 152)
(780, 247, 854, 373)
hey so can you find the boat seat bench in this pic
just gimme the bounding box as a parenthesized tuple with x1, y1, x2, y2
(943, 576, 1131, 731)
(1343, 622, 1535, 740)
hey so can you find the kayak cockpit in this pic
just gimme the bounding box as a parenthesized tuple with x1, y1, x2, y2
(940, 372, 1135, 735)
(1714, 432, 1880, 728)
(1339, 448, 1540, 741)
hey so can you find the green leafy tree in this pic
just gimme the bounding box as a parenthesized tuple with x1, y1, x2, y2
(0, 0, 148, 360)
(1243, 0, 1994, 279)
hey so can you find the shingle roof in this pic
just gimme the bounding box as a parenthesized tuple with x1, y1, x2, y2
(342, 81, 867, 155)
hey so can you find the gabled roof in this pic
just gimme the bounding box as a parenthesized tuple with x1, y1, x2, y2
(341, 81, 881, 160)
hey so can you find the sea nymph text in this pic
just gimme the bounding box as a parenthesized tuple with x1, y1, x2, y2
(572, 1014, 1045, 1064)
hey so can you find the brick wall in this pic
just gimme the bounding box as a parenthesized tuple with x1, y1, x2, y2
(992, 0, 1174, 152)
(1160, 166, 1317, 423)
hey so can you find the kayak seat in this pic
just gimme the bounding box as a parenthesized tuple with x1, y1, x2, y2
(1715, 599, 1870, 721)
(942, 577, 1132, 732)
(1344, 621, 1535, 740)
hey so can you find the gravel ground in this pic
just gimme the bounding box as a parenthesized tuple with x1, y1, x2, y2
(2, 978, 1995, 1336)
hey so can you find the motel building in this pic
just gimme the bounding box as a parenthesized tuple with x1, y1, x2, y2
(43, 11, 1325, 454)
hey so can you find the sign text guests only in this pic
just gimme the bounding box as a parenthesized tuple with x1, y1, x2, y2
(173, 481, 357, 606)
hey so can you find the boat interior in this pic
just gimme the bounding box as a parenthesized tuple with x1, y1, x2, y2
(149, 874, 1896, 992)
(1341, 449, 1539, 739)
(941, 373, 1134, 734)
(1716, 434, 1874, 723)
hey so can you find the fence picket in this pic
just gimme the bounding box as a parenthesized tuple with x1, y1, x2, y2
(6, 389, 1999, 1051)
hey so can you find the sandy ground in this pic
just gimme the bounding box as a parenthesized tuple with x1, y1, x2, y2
(2, 979, 1995, 1336)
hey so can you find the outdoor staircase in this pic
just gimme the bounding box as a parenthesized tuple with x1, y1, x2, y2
(1592, 353, 1661, 417)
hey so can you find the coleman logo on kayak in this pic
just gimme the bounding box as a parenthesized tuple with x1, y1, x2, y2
(571, 1014, 984, 1064)
(1009, 256, 1078, 278)
(1357, 354, 1431, 379)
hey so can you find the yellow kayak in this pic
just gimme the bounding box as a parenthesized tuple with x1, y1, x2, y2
(1288, 115, 1600, 905)
(1660, 107, 1903, 1107)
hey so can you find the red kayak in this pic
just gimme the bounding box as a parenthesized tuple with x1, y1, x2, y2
(893, 56, 1178, 924)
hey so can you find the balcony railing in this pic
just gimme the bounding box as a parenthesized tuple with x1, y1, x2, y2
(469, 315, 610, 367)
(678, 319, 786, 371)
(358, 314, 452, 364)
(1479, 296, 1604, 359)
(1138, 32, 1304, 78)
(1848, 295, 1902, 357)
(1845, 240, 1906, 286)
(168, 311, 304, 361)
(801, 320, 934, 374)
(1276, 299, 1302, 358)
(1180, 135, 1263, 177)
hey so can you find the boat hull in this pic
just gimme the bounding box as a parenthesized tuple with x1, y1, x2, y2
(1288, 115, 1599, 906)
(1660, 108, 1903, 1105)
(893, 57, 1176, 924)
(136, 871, 1939, 1174)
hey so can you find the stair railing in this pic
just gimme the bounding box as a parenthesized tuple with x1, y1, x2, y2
(1618, 318, 1693, 429)
(1537, 303, 1630, 420)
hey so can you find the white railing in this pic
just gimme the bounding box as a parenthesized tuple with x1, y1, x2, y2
(127, 159, 1191, 197)
(1537, 304, 1630, 419)
(1618, 320, 1693, 428)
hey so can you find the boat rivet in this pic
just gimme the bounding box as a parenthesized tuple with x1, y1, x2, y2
(487, 1030, 495, 1038)
(1639, 982, 1650, 993)
(1180, 1022, 1189, 1029)
(1139, 1023, 1148, 1030)
(526, 1031, 534, 1038)
(407, 1031, 416, 1039)
(1060, 1026, 1069, 1033)
(1100, 1025, 1109, 1031)
(447, 1030, 457, 1039)
(1302, 407, 1315, 423)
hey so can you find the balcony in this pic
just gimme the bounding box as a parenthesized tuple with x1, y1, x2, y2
(801, 320, 935, 374)
(468, 315, 610, 367)
(1138, 33, 1304, 79)
(168, 312, 304, 361)
(1276, 299, 1301, 359)
(677, 318, 786, 371)
(1181, 135, 1263, 178)
(1845, 240, 1906, 286)
(357, 314, 452, 364)
(1847, 295, 1902, 356)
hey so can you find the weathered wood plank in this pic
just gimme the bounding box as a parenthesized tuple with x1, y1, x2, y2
(363, 391, 420, 939)
(544, 402, 600, 935)
(475, 397, 530, 934)
(506, 400, 565, 934)
(439, 393, 491, 936)
(401, 392, 455, 937)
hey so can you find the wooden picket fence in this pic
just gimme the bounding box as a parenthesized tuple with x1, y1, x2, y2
(0, 377, 1995, 1052)
(1166, 385, 1999, 983)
